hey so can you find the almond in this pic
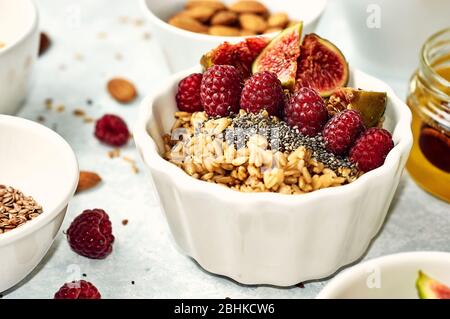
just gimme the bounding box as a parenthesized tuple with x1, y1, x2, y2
(168, 15, 209, 33)
(186, 0, 226, 11)
(183, 6, 217, 22)
(107, 77, 137, 103)
(267, 13, 289, 28)
(240, 29, 257, 36)
(264, 27, 282, 34)
(208, 25, 241, 36)
(239, 13, 267, 33)
(210, 10, 238, 26)
(229, 1, 268, 15)
(76, 171, 101, 193)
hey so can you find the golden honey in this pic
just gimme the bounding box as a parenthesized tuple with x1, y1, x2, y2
(406, 29, 450, 203)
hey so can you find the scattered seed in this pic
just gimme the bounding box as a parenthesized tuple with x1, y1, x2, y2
(55, 104, 65, 113)
(108, 148, 121, 159)
(122, 219, 128, 226)
(74, 52, 84, 61)
(37, 115, 46, 123)
(73, 109, 86, 117)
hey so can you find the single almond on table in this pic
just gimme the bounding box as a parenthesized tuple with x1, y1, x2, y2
(107, 77, 137, 103)
(210, 10, 238, 26)
(267, 13, 289, 28)
(76, 171, 101, 193)
(239, 13, 267, 33)
(229, 0, 268, 15)
(186, 0, 226, 11)
(209, 25, 241, 36)
(183, 6, 218, 22)
(168, 15, 209, 33)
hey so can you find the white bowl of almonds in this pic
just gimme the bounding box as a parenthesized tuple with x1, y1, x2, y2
(141, 0, 327, 72)
(134, 27, 412, 285)
(0, 115, 78, 292)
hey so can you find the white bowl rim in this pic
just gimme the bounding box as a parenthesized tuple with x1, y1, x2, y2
(0, 115, 79, 246)
(139, 0, 328, 42)
(316, 251, 450, 299)
(134, 65, 413, 205)
(0, 0, 39, 57)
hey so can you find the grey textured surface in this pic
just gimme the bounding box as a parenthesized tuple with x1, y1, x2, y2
(3, 0, 449, 299)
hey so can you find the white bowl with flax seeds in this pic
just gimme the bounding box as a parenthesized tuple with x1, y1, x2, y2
(134, 65, 413, 286)
(0, 115, 78, 293)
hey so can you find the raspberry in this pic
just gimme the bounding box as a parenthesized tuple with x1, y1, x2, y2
(240, 71, 284, 116)
(67, 209, 114, 259)
(54, 280, 101, 299)
(323, 109, 365, 155)
(175, 73, 203, 112)
(350, 128, 394, 172)
(200, 65, 243, 117)
(284, 87, 328, 136)
(95, 114, 129, 147)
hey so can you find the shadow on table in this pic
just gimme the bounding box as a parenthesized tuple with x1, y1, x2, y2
(2, 237, 62, 297)
(188, 176, 409, 292)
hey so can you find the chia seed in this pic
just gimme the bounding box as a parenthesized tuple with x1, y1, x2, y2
(229, 111, 357, 172)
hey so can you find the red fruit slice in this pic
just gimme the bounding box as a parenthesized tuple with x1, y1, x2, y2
(252, 23, 303, 90)
(200, 37, 270, 79)
(296, 33, 349, 97)
(417, 270, 450, 299)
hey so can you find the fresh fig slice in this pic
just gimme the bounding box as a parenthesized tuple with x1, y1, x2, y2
(296, 34, 349, 97)
(327, 87, 387, 128)
(200, 37, 270, 79)
(416, 271, 450, 299)
(252, 23, 303, 90)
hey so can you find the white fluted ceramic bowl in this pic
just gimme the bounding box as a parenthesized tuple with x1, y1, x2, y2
(0, 115, 78, 292)
(317, 252, 450, 299)
(134, 66, 413, 286)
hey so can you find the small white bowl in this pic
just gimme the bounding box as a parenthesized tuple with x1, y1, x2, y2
(317, 252, 450, 299)
(140, 0, 327, 72)
(0, 115, 78, 292)
(134, 66, 413, 286)
(0, 0, 39, 115)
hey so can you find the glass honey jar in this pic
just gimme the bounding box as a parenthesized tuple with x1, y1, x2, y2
(406, 28, 450, 203)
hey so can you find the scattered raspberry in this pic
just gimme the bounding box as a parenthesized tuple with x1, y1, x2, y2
(67, 209, 114, 259)
(240, 71, 284, 116)
(323, 109, 365, 155)
(54, 280, 101, 299)
(200, 65, 243, 117)
(175, 73, 203, 112)
(95, 114, 129, 147)
(284, 87, 328, 136)
(350, 127, 394, 172)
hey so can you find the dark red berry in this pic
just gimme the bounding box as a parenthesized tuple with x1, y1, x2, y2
(67, 209, 114, 259)
(323, 109, 365, 155)
(200, 65, 243, 117)
(176, 73, 203, 112)
(350, 127, 394, 172)
(240, 71, 284, 116)
(284, 87, 328, 136)
(95, 114, 129, 147)
(54, 280, 101, 299)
